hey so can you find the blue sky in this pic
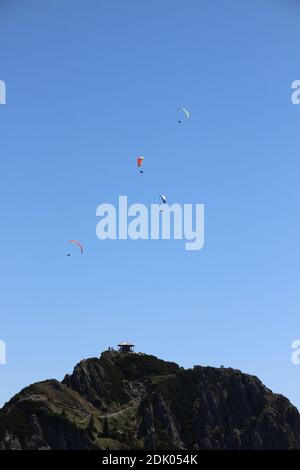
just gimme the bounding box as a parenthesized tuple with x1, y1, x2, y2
(1, 0, 300, 410)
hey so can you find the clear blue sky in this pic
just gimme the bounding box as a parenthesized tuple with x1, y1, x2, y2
(1, 0, 300, 409)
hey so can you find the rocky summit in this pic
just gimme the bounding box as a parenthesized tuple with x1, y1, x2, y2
(1, 351, 300, 450)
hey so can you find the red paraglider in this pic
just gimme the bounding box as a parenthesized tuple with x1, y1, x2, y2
(67, 240, 84, 254)
(137, 156, 144, 173)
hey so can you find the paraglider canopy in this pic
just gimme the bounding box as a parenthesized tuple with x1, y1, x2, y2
(67, 240, 83, 254)
(159, 194, 167, 212)
(177, 107, 190, 123)
(137, 156, 144, 173)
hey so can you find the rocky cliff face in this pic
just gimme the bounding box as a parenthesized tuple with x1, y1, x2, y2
(1, 351, 300, 450)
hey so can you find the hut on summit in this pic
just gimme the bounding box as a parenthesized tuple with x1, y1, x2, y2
(118, 341, 135, 353)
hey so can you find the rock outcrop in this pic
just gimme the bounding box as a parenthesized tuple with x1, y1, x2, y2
(1, 351, 299, 450)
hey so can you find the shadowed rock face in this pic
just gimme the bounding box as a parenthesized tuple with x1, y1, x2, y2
(1, 351, 300, 450)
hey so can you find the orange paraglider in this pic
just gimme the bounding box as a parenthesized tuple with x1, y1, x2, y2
(137, 156, 144, 173)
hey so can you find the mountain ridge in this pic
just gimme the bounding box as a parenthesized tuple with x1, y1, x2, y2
(1, 350, 300, 450)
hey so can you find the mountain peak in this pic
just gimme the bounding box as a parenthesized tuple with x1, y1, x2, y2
(1, 351, 300, 450)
